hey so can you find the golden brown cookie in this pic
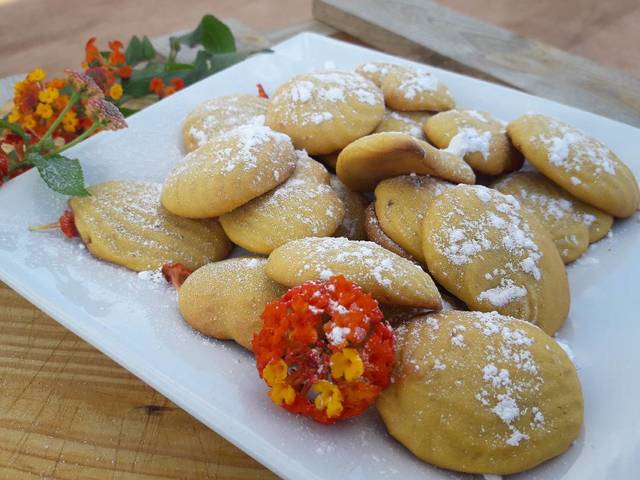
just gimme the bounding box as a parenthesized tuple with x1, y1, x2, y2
(219, 152, 344, 254)
(421, 185, 570, 335)
(382, 65, 455, 112)
(69, 181, 232, 272)
(182, 94, 268, 152)
(266, 237, 442, 308)
(493, 171, 614, 262)
(161, 125, 296, 218)
(374, 110, 432, 139)
(425, 109, 523, 175)
(266, 71, 385, 155)
(374, 174, 454, 262)
(507, 114, 639, 217)
(330, 175, 368, 240)
(178, 258, 286, 350)
(364, 203, 416, 261)
(377, 311, 583, 475)
(336, 132, 475, 192)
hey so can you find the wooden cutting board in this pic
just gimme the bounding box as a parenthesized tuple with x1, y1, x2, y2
(313, 0, 640, 127)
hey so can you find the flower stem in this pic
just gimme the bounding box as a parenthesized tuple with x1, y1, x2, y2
(35, 90, 80, 148)
(28, 222, 59, 232)
(52, 121, 101, 155)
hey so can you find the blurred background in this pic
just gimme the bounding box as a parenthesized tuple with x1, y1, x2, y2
(1, 0, 638, 78)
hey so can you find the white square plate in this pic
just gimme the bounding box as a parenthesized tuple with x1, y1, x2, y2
(0, 33, 638, 480)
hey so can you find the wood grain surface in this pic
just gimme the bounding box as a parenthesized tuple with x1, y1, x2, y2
(0, 281, 278, 480)
(313, 0, 640, 126)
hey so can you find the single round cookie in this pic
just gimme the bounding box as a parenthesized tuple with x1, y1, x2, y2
(364, 203, 416, 261)
(161, 125, 296, 218)
(266, 70, 385, 155)
(336, 132, 475, 192)
(507, 114, 639, 217)
(182, 94, 268, 152)
(69, 181, 232, 272)
(493, 172, 614, 263)
(266, 237, 442, 309)
(421, 185, 570, 335)
(330, 175, 368, 240)
(382, 65, 455, 112)
(374, 174, 454, 263)
(377, 311, 583, 475)
(374, 109, 432, 139)
(425, 109, 523, 175)
(219, 152, 344, 254)
(178, 258, 286, 350)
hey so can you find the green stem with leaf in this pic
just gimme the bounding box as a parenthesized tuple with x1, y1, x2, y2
(53, 122, 100, 155)
(35, 91, 80, 149)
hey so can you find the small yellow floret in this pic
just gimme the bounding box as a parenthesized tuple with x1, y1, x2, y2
(269, 383, 295, 406)
(262, 359, 288, 387)
(8, 109, 20, 123)
(39, 87, 60, 104)
(312, 380, 343, 418)
(109, 83, 123, 101)
(27, 68, 46, 82)
(330, 348, 364, 381)
(36, 103, 53, 119)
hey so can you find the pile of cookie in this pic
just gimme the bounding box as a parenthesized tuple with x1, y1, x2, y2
(65, 61, 639, 475)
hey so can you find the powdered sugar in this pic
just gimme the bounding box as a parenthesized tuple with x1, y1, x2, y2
(446, 127, 492, 161)
(535, 116, 617, 178)
(477, 279, 527, 307)
(398, 67, 440, 99)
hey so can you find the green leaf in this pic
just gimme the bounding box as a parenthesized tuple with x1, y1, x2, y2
(125, 35, 156, 66)
(28, 152, 90, 197)
(119, 107, 140, 117)
(141, 36, 156, 60)
(173, 14, 236, 53)
(0, 118, 29, 142)
(183, 49, 271, 84)
(164, 62, 194, 72)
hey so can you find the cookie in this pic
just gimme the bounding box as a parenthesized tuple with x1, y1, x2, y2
(182, 94, 268, 152)
(219, 152, 344, 254)
(330, 175, 367, 240)
(507, 114, 639, 217)
(425, 109, 523, 175)
(374, 109, 432, 139)
(314, 151, 339, 170)
(364, 203, 415, 261)
(493, 171, 613, 262)
(266, 71, 385, 155)
(374, 174, 454, 262)
(382, 65, 455, 112)
(69, 181, 232, 272)
(377, 311, 583, 475)
(421, 185, 569, 335)
(355, 62, 395, 86)
(178, 258, 286, 350)
(336, 132, 475, 192)
(266, 237, 442, 309)
(161, 125, 296, 218)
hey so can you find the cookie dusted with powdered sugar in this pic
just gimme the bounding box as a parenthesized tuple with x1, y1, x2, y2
(425, 109, 523, 175)
(377, 310, 583, 475)
(162, 125, 296, 218)
(493, 171, 613, 263)
(266, 70, 384, 155)
(69, 181, 232, 272)
(266, 236, 441, 309)
(219, 152, 344, 254)
(421, 185, 569, 335)
(507, 114, 639, 217)
(182, 94, 268, 152)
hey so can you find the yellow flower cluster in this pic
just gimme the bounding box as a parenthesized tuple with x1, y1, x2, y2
(263, 359, 295, 406)
(330, 348, 364, 381)
(312, 381, 343, 418)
